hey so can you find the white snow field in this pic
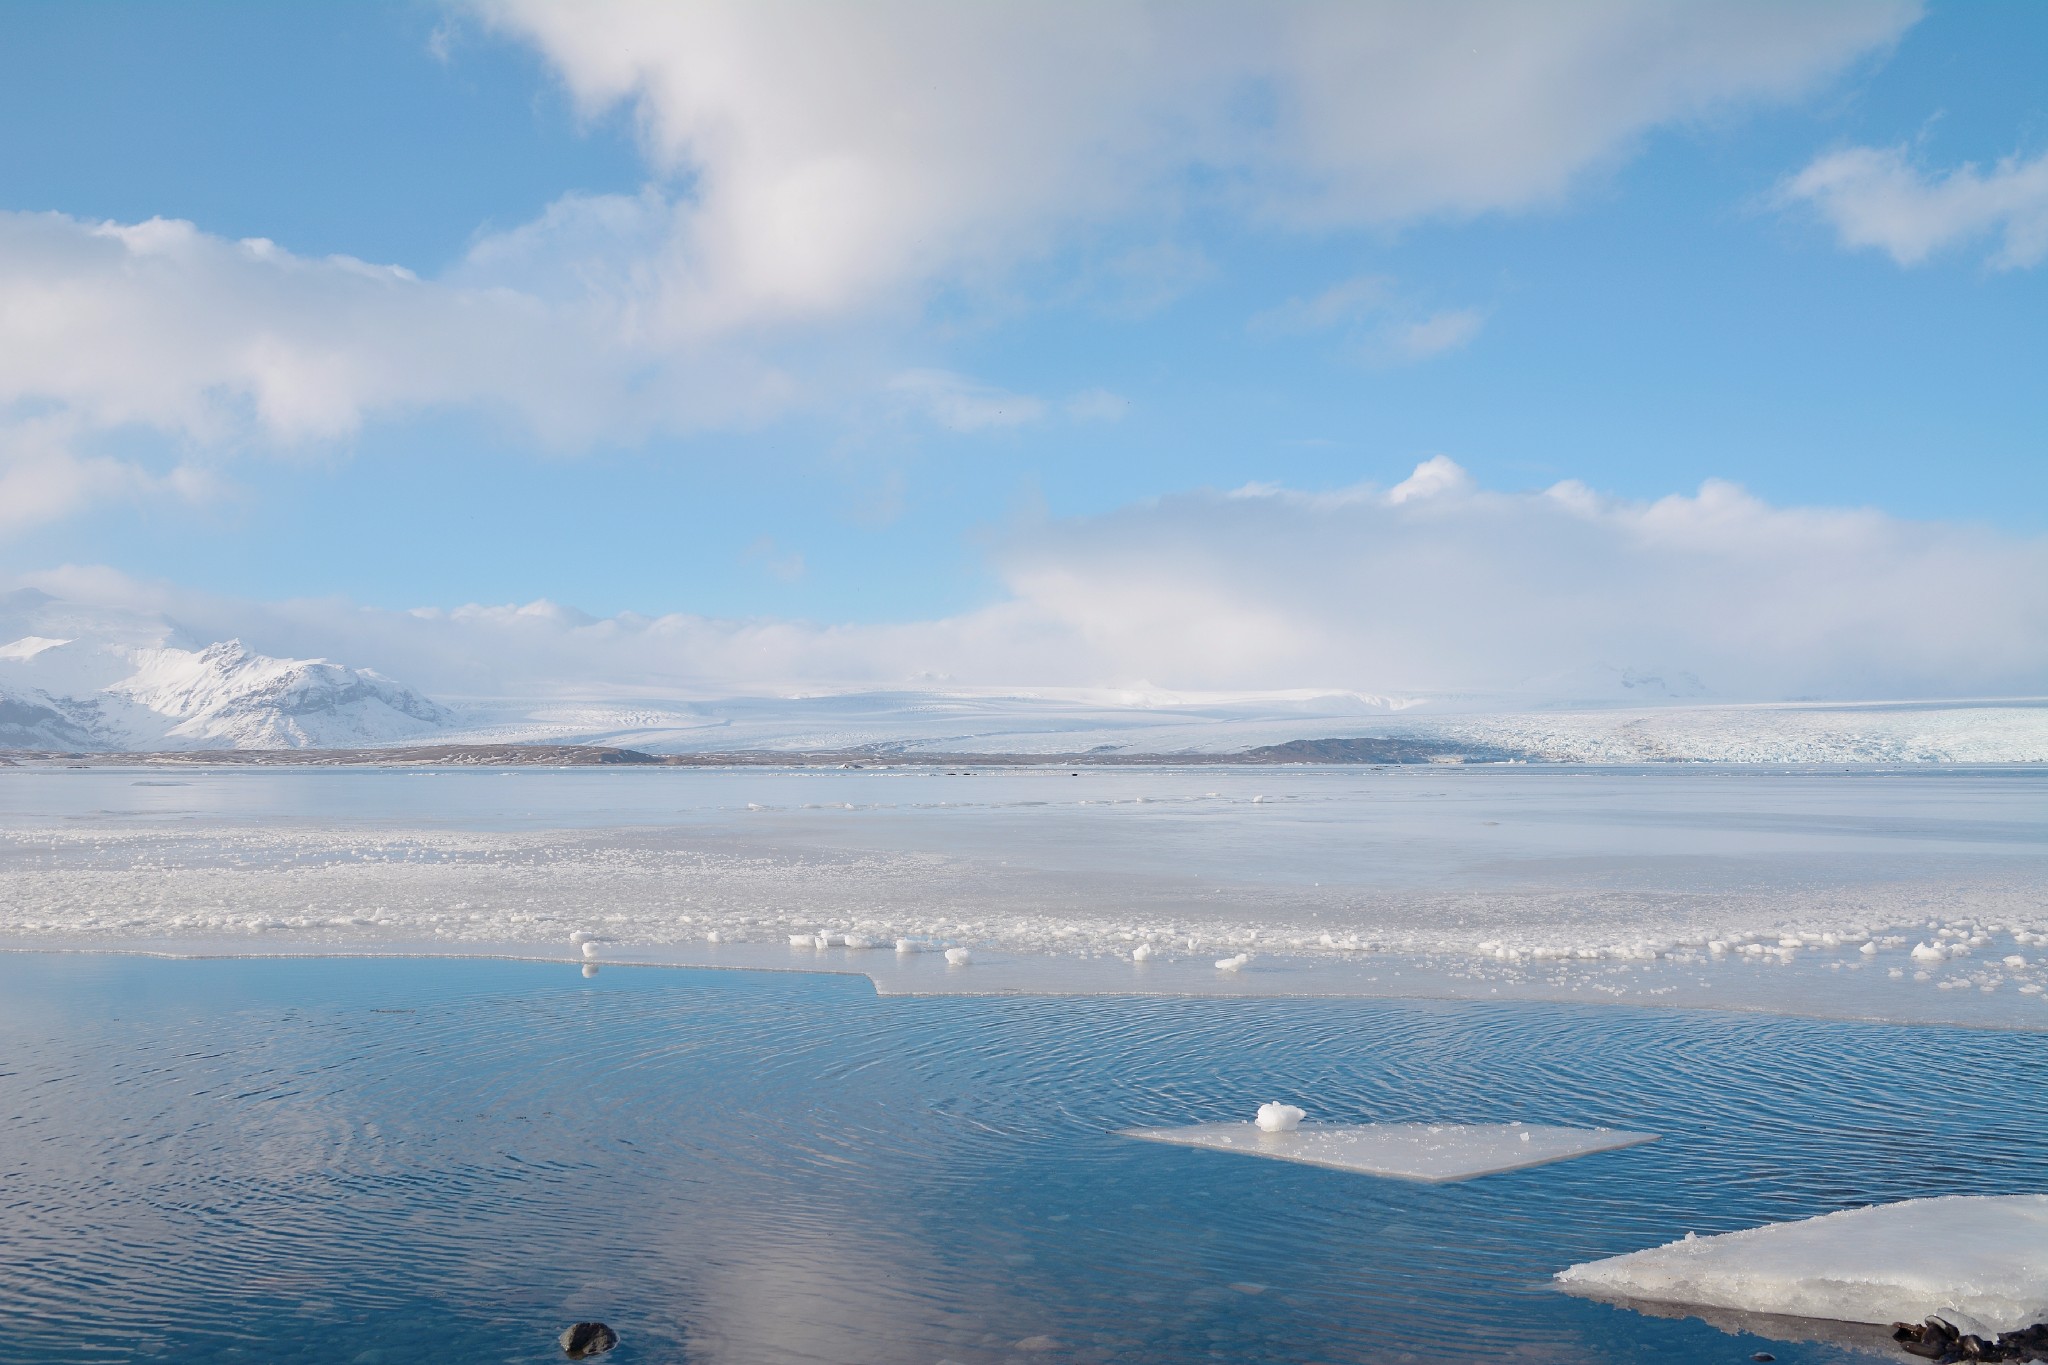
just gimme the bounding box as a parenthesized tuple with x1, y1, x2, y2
(2, 764, 2045, 1023)
(1557, 1195, 2048, 1332)
(1121, 1120, 1655, 1181)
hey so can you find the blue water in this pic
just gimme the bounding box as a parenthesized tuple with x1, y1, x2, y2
(2, 955, 2043, 1364)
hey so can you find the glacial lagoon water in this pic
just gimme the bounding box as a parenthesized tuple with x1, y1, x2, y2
(4, 953, 2047, 1364)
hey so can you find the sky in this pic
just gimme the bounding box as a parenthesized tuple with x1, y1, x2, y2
(0, 1, 2044, 701)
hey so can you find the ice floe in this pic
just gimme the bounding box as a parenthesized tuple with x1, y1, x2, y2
(1557, 1195, 2048, 1332)
(1121, 1121, 1655, 1182)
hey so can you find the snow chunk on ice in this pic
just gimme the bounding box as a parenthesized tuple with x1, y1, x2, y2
(1121, 1121, 1654, 1182)
(1215, 952, 1251, 972)
(1556, 1195, 2048, 1331)
(1912, 942, 1948, 962)
(944, 947, 973, 966)
(1255, 1103, 1306, 1132)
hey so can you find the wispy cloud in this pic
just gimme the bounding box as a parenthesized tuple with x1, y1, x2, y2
(1380, 307, 1487, 361)
(1251, 279, 1484, 362)
(1781, 143, 2048, 268)
(887, 370, 1047, 432)
(1062, 388, 1130, 422)
(742, 536, 806, 583)
(1248, 275, 1390, 337)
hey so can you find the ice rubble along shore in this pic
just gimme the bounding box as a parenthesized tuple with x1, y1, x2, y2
(1557, 1195, 2048, 1332)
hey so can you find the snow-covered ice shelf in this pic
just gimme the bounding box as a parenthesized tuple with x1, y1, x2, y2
(1556, 1195, 2048, 1331)
(1119, 1121, 1656, 1182)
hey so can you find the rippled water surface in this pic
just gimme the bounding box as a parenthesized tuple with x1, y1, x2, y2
(3, 954, 2044, 1364)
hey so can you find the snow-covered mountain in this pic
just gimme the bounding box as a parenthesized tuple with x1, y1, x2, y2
(107, 640, 451, 748)
(0, 590, 450, 751)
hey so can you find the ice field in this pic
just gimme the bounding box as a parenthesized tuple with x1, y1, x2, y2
(3, 763, 2046, 1026)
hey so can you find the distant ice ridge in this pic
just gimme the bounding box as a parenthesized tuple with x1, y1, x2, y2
(432, 693, 2048, 765)
(1557, 1196, 2048, 1332)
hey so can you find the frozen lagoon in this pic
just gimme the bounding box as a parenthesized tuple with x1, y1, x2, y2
(2, 763, 2045, 1027)
(5, 953, 2047, 1363)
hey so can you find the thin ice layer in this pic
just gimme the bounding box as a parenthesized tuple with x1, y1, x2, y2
(1557, 1195, 2048, 1331)
(1119, 1121, 1655, 1182)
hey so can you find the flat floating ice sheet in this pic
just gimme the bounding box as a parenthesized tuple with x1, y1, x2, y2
(1118, 1121, 1656, 1183)
(1557, 1195, 2048, 1332)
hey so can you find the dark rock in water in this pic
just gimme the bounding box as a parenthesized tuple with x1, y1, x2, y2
(1890, 1316, 2048, 1363)
(1896, 1318, 1959, 1360)
(1751, 1353, 1775, 1362)
(560, 1322, 618, 1358)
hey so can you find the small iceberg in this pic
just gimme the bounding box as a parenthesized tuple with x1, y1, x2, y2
(1255, 1103, 1305, 1133)
(1556, 1195, 2048, 1333)
(944, 947, 973, 966)
(1215, 952, 1251, 972)
(1122, 1120, 1653, 1182)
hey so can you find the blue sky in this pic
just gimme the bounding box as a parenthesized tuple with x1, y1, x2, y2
(0, 2, 2044, 699)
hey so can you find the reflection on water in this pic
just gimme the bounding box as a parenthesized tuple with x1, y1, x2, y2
(2, 954, 2043, 1363)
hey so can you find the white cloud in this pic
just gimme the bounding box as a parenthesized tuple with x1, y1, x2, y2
(26, 460, 2046, 702)
(1783, 143, 2048, 268)
(475, 0, 1915, 321)
(0, 2, 1917, 528)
